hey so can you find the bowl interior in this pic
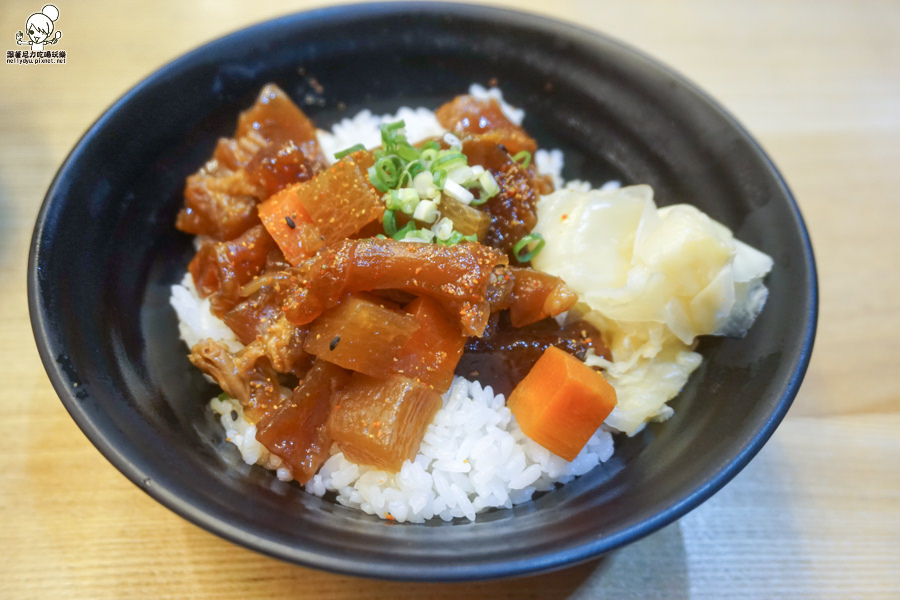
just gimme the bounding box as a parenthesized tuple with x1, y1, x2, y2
(29, 2, 816, 581)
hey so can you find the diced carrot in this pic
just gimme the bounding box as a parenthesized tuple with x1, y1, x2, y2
(327, 373, 442, 471)
(507, 346, 617, 461)
(257, 184, 324, 265)
(393, 296, 466, 392)
(303, 294, 420, 377)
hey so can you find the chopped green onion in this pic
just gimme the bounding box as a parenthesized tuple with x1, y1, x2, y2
(391, 221, 416, 241)
(512, 150, 532, 169)
(437, 231, 462, 246)
(437, 230, 476, 246)
(443, 178, 475, 205)
(413, 199, 438, 223)
(382, 209, 398, 236)
(396, 188, 420, 214)
(333, 143, 366, 160)
(448, 166, 474, 185)
(375, 157, 401, 189)
(368, 165, 390, 192)
(402, 229, 435, 243)
(479, 171, 499, 198)
(432, 152, 467, 172)
(443, 132, 463, 149)
(397, 142, 420, 162)
(432, 217, 454, 240)
(382, 120, 406, 133)
(512, 232, 545, 263)
(421, 139, 440, 151)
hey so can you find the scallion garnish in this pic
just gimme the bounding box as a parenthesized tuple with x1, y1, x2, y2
(333, 143, 366, 160)
(364, 120, 505, 246)
(512, 150, 532, 169)
(512, 232, 545, 263)
(382, 209, 398, 236)
(391, 221, 416, 241)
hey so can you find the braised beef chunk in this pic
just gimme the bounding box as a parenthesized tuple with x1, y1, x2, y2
(245, 138, 328, 197)
(255, 315, 313, 378)
(222, 286, 284, 345)
(177, 169, 261, 241)
(456, 313, 608, 397)
(455, 135, 544, 260)
(188, 224, 277, 317)
(482, 161, 540, 260)
(176, 84, 327, 240)
(235, 83, 321, 149)
(435, 95, 538, 156)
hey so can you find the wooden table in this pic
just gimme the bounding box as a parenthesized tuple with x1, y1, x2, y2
(3, 0, 898, 597)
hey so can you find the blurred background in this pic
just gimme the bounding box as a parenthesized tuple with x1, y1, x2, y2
(2, 1, 898, 598)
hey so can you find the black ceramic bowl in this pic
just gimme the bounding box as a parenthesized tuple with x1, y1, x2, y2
(29, 2, 816, 581)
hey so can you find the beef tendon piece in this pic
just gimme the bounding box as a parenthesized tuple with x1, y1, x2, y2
(177, 84, 327, 240)
(303, 294, 420, 377)
(281, 238, 508, 337)
(327, 373, 442, 471)
(177, 169, 262, 241)
(235, 83, 321, 151)
(435, 94, 537, 156)
(255, 360, 351, 483)
(456, 313, 609, 398)
(222, 285, 284, 345)
(245, 138, 327, 198)
(188, 224, 277, 317)
(487, 266, 578, 327)
(188, 339, 287, 423)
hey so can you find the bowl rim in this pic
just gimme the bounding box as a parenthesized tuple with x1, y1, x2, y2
(28, 0, 818, 581)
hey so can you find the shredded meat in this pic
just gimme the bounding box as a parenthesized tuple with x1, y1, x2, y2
(188, 339, 288, 422)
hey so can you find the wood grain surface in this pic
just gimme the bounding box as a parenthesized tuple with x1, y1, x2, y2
(2, 0, 898, 598)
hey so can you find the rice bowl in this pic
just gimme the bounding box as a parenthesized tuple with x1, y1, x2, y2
(28, 3, 815, 579)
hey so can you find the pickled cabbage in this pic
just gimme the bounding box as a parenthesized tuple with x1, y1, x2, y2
(533, 184, 773, 434)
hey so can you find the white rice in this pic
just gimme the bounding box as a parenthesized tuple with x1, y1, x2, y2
(306, 377, 613, 523)
(169, 87, 617, 523)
